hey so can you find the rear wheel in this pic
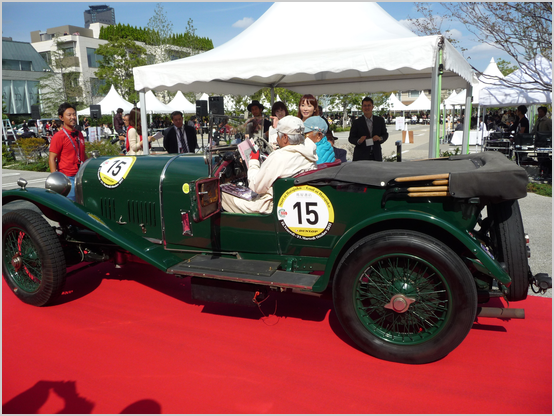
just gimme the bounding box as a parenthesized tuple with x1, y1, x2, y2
(2, 209, 66, 306)
(333, 230, 477, 364)
(488, 200, 529, 301)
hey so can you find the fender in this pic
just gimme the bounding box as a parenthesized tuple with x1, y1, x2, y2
(312, 209, 511, 292)
(2, 188, 184, 271)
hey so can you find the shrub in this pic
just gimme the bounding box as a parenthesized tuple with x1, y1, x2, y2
(17, 137, 48, 163)
(2, 143, 16, 165)
(85, 139, 122, 157)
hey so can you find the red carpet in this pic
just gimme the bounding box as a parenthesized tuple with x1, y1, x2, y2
(3, 262, 552, 414)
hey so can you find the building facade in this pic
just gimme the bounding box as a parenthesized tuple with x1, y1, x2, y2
(84, 5, 116, 28)
(30, 23, 109, 109)
(2, 38, 52, 115)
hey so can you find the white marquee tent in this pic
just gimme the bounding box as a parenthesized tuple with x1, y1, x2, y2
(479, 55, 552, 107)
(447, 58, 506, 106)
(137, 90, 173, 114)
(406, 91, 431, 111)
(168, 91, 196, 113)
(133, 2, 475, 156)
(376, 93, 409, 112)
(77, 85, 134, 116)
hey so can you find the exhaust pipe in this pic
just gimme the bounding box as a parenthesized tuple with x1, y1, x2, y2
(477, 307, 525, 319)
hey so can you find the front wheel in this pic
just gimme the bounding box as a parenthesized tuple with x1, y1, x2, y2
(333, 230, 477, 364)
(2, 209, 66, 306)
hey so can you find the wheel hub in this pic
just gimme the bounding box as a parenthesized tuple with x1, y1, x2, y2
(11, 254, 23, 272)
(384, 294, 416, 313)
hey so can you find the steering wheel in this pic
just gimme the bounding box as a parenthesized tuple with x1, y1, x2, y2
(253, 135, 274, 155)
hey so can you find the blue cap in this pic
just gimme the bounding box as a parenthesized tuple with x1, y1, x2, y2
(303, 116, 328, 134)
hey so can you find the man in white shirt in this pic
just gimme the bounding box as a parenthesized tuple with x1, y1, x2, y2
(222, 116, 317, 214)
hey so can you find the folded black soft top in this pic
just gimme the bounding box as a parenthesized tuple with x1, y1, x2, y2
(294, 152, 528, 201)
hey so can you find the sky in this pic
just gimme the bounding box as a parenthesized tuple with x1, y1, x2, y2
(1, 1, 511, 73)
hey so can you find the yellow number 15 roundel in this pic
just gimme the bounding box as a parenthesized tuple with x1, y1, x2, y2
(277, 185, 335, 240)
(98, 156, 136, 188)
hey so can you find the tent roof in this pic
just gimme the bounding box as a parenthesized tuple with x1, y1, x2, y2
(137, 90, 173, 113)
(133, 2, 473, 96)
(167, 91, 196, 113)
(406, 91, 431, 111)
(376, 93, 408, 111)
(77, 85, 134, 116)
(479, 55, 552, 107)
(478, 57, 505, 85)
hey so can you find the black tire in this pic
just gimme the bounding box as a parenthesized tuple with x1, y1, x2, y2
(488, 200, 529, 301)
(333, 230, 477, 364)
(2, 209, 66, 306)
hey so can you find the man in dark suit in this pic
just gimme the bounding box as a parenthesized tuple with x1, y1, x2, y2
(348, 97, 388, 161)
(163, 111, 197, 154)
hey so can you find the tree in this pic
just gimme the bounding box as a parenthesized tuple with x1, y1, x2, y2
(495, 58, 518, 77)
(147, 3, 174, 64)
(408, 2, 552, 91)
(95, 39, 147, 104)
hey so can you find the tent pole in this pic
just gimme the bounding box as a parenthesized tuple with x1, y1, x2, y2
(270, 87, 275, 107)
(477, 105, 482, 148)
(442, 102, 446, 145)
(429, 41, 443, 159)
(140, 90, 149, 155)
(461, 82, 473, 154)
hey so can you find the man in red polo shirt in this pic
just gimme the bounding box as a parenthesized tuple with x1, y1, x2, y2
(48, 102, 87, 201)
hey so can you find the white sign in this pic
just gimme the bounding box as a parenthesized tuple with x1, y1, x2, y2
(395, 117, 405, 131)
(277, 185, 334, 240)
(98, 156, 136, 188)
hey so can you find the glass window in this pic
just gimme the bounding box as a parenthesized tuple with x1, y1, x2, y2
(61, 47, 74, 57)
(39, 51, 52, 65)
(2, 60, 20, 70)
(90, 78, 106, 97)
(409, 90, 420, 98)
(20, 61, 32, 71)
(87, 48, 102, 68)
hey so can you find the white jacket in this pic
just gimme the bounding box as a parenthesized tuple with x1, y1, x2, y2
(233, 140, 317, 214)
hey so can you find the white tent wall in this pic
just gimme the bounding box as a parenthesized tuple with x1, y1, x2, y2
(134, 2, 474, 155)
(168, 91, 196, 114)
(77, 84, 134, 116)
(479, 55, 552, 108)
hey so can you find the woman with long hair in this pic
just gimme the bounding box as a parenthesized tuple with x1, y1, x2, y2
(296, 94, 319, 122)
(268, 101, 289, 148)
(126, 107, 154, 155)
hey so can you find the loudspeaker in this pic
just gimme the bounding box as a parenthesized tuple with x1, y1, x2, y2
(31, 105, 41, 120)
(209, 96, 224, 116)
(90, 105, 101, 120)
(196, 100, 207, 117)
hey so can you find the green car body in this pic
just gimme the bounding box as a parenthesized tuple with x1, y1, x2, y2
(2, 149, 535, 363)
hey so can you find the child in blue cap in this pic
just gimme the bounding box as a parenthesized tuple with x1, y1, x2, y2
(304, 116, 336, 165)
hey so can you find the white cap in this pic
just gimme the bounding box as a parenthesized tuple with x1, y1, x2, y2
(276, 115, 304, 136)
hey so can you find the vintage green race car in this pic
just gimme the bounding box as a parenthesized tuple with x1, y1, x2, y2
(2, 147, 550, 364)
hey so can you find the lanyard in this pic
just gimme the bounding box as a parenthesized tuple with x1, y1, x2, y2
(61, 128, 82, 164)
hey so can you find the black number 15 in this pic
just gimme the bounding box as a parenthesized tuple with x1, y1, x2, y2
(108, 160, 127, 176)
(293, 201, 319, 225)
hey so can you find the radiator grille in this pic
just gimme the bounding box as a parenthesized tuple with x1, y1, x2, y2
(128, 200, 157, 226)
(100, 197, 116, 220)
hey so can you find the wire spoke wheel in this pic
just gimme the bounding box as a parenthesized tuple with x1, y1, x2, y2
(333, 230, 477, 364)
(4, 228, 43, 293)
(355, 254, 450, 345)
(2, 209, 66, 306)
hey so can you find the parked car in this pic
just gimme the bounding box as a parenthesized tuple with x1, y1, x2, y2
(2, 146, 551, 364)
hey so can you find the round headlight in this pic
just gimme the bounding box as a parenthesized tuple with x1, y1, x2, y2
(45, 171, 71, 196)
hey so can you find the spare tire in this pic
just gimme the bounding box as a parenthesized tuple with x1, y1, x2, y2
(488, 200, 529, 301)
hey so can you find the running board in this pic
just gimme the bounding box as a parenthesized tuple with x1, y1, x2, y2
(167, 254, 319, 290)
